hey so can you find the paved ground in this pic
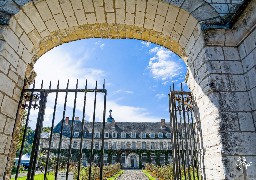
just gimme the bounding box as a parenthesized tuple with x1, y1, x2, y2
(117, 170, 149, 180)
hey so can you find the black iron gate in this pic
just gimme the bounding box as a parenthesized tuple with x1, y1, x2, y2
(6, 79, 107, 180)
(169, 84, 204, 180)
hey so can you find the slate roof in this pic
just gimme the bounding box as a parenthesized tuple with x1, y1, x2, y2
(52, 119, 172, 139)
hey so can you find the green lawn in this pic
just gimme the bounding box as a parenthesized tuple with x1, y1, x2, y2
(142, 170, 157, 180)
(107, 170, 124, 180)
(11, 173, 54, 180)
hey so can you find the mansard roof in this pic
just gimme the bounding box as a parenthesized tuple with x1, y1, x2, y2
(52, 119, 172, 139)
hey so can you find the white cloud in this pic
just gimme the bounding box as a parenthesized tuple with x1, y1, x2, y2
(147, 47, 184, 84)
(141, 41, 151, 47)
(33, 46, 161, 125)
(155, 93, 166, 100)
(95, 41, 105, 49)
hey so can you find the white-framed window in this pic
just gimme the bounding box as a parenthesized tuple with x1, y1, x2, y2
(112, 132, 117, 138)
(73, 141, 78, 148)
(166, 133, 171, 138)
(74, 132, 79, 137)
(112, 142, 117, 150)
(141, 132, 146, 138)
(121, 142, 126, 149)
(142, 142, 146, 149)
(95, 142, 100, 150)
(158, 132, 163, 138)
(151, 142, 155, 149)
(104, 142, 108, 149)
(104, 132, 109, 138)
(168, 142, 172, 149)
(150, 133, 155, 138)
(121, 132, 126, 138)
(132, 142, 136, 149)
(94, 132, 100, 138)
(159, 142, 163, 150)
(131, 132, 136, 138)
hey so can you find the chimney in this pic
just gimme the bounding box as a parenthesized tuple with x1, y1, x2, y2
(161, 119, 165, 128)
(75, 117, 79, 121)
(65, 117, 69, 125)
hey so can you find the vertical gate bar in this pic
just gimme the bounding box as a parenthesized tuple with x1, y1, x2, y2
(186, 103, 196, 180)
(170, 93, 177, 179)
(77, 80, 88, 180)
(100, 81, 107, 180)
(181, 84, 191, 180)
(66, 79, 79, 180)
(177, 94, 187, 180)
(55, 80, 70, 180)
(14, 80, 34, 180)
(4, 79, 27, 180)
(175, 93, 181, 180)
(27, 80, 46, 180)
(44, 81, 59, 180)
(89, 81, 98, 180)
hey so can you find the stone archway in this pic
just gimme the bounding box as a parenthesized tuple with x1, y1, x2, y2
(126, 153, 139, 169)
(0, 0, 255, 179)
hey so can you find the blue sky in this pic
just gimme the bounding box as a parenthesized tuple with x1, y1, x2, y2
(32, 39, 188, 127)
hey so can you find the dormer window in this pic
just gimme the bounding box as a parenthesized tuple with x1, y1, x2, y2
(158, 132, 163, 138)
(166, 133, 171, 138)
(112, 132, 117, 138)
(73, 141, 78, 148)
(104, 132, 109, 138)
(131, 132, 136, 138)
(94, 132, 100, 138)
(74, 132, 79, 137)
(121, 132, 126, 138)
(150, 133, 155, 138)
(141, 132, 146, 138)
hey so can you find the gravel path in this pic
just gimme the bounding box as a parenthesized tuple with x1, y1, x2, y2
(117, 170, 149, 180)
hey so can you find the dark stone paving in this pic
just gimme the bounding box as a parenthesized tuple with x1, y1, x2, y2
(117, 170, 149, 180)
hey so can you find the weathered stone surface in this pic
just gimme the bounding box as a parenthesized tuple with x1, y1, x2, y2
(1, 95, 18, 119)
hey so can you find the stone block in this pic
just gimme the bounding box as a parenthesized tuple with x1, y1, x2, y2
(245, 67, 256, 90)
(115, 0, 125, 9)
(106, 13, 115, 24)
(74, 9, 87, 25)
(242, 48, 256, 73)
(66, 16, 78, 27)
(54, 13, 68, 29)
(28, 29, 41, 46)
(21, 48, 32, 65)
(156, 2, 168, 17)
(183, 15, 197, 39)
(153, 15, 165, 32)
(0, 73, 15, 97)
(83, 0, 94, 12)
(0, 133, 8, 153)
(145, 0, 157, 20)
(0, 56, 10, 75)
(2, 27, 20, 51)
(205, 46, 224, 60)
(229, 74, 247, 91)
(135, 12, 145, 27)
(176, 9, 189, 27)
(4, 118, 15, 135)
(165, 5, 179, 24)
(12, 86, 22, 102)
(86, 13, 97, 24)
(95, 7, 106, 23)
(20, 32, 34, 52)
(220, 112, 240, 132)
(243, 27, 256, 54)
(1, 95, 18, 119)
(59, 0, 74, 18)
(46, 0, 62, 15)
(144, 18, 154, 29)
(15, 10, 34, 34)
(8, 18, 24, 38)
(126, 0, 135, 13)
(45, 19, 59, 32)
(35, 0, 53, 22)
(220, 61, 244, 74)
(238, 112, 255, 131)
(162, 21, 174, 36)
(248, 87, 256, 111)
(23, 3, 47, 33)
(136, 0, 146, 13)
(223, 47, 240, 61)
(0, 113, 6, 133)
(221, 132, 256, 155)
(116, 9, 125, 24)
(8, 69, 18, 82)
(238, 42, 246, 60)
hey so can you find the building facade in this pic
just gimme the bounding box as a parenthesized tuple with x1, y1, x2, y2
(40, 116, 173, 169)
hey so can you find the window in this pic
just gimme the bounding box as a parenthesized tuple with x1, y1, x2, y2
(166, 133, 171, 138)
(83, 141, 87, 149)
(158, 132, 163, 138)
(121, 132, 126, 138)
(151, 142, 155, 149)
(73, 141, 78, 148)
(168, 142, 172, 149)
(104, 142, 108, 149)
(159, 142, 163, 150)
(74, 132, 79, 137)
(150, 133, 155, 138)
(132, 142, 136, 149)
(131, 132, 136, 138)
(94, 132, 100, 138)
(112, 132, 117, 138)
(142, 142, 146, 149)
(121, 142, 126, 149)
(112, 142, 117, 150)
(95, 142, 100, 150)
(104, 132, 109, 138)
(141, 132, 146, 138)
